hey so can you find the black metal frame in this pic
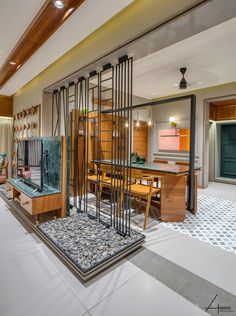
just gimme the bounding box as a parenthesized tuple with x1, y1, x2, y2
(50, 62, 196, 225)
(130, 94, 196, 211)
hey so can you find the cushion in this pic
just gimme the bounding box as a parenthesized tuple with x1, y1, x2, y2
(22, 171, 32, 179)
(0, 175, 6, 184)
(0, 153, 6, 168)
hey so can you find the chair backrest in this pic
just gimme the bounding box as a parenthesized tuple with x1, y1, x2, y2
(87, 162, 96, 171)
(153, 159, 168, 164)
(130, 168, 143, 180)
(175, 161, 189, 166)
(100, 164, 113, 174)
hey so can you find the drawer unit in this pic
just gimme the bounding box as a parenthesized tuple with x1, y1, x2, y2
(20, 192, 33, 214)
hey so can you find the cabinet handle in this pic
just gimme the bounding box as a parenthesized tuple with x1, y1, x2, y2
(22, 201, 30, 205)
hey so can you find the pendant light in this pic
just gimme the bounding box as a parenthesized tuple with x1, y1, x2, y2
(136, 110, 140, 127)
(148, 107, 152, 126)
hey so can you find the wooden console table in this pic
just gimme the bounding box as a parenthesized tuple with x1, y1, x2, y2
(7, 179, 65, 224)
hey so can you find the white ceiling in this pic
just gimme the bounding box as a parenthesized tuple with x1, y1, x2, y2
(0, 0, 45, 67)
(0, 0, 133, 96)
(133, 17, 236, 99)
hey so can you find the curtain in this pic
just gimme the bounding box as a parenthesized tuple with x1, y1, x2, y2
(0, 117, 13, 176)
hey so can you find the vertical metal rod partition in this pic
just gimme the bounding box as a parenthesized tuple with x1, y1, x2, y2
(188, 94, 196, 211)
(113, 56, 133, 236)
(97, 67, 114, 226)
(52, 57, 133, 236)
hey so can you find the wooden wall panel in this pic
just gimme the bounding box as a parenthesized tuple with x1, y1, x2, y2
(0, 0, 85, 87)
(180, 128, 190, 151)
(217, 105, 236, 120)
(0, 95, 13, 117)
(133, 122, 148, 158)
(209, 104, 216, 120)
(210, 100, 236, 121)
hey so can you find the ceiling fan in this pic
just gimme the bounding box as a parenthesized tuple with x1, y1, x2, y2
(179, 67, 187, 89)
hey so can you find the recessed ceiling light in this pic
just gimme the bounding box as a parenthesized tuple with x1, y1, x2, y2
(54, 0, 64, 9)
(10, 61, 16, 65)
(151, 92, 156, 96)
(174, 83, 179, 87)
(17, 64, 22, 70)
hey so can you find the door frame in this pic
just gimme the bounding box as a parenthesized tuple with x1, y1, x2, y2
(202, 94, 236, 188)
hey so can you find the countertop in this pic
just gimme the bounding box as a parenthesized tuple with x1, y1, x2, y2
(93, 160, 200, 175)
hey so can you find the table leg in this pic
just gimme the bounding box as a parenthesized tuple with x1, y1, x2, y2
(160, 174, 186, 222)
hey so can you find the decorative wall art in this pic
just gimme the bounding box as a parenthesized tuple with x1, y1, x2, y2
(158, 128, 190, 151)
(12, 104, 41, 176)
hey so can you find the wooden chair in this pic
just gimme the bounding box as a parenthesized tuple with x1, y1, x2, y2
(87, 162, 98, 183)
(129, 169, 160, 230)
(100, 164, 123, 190)
(99, 164, 128, 218)
(87, 162, 110, 193)
(0, 161, 9, 184)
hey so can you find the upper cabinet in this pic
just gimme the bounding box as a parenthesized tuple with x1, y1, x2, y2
(210, 100, 236, 121)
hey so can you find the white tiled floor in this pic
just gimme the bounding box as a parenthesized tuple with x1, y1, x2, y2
(144, 182, 236, 296)
(1, 181, 235, 316)
(145, 223, 236, 296)
(0, 197, 208, 316)
(199, 181, 236, 201)
(89, 272, 208, 316)
(0, 200, 87, 316)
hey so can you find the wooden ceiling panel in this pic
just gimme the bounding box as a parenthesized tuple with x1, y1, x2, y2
(0, 0, 85, 89)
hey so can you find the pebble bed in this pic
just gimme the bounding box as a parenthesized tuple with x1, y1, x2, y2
(38, 213, 145, 273)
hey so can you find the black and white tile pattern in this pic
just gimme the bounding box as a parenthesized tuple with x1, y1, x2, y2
(163, 195, 236, 254)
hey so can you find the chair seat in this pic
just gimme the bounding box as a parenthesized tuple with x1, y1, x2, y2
(87, 175, 110, 182)
(130, 183, 160, 196)
(87, 175, 97, 182)
(103, 178, 124, 188)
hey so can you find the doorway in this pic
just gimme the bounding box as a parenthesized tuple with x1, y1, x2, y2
(206, 98, 236, 185)
(221, 124, 236, 179)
